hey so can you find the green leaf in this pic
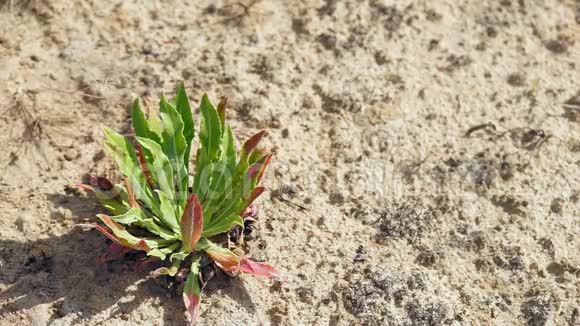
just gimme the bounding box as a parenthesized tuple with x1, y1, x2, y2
(102, 128, 156, 212)
(97, 214, 174, 251)
(216, 97, 228, 132)
(203, 214, 243, 237)
(108, 207, 142, 224)
(147, 109, 164, 137)
(170, 250, 190, 262)
(136, 137, 175, 201)
(199, 93, 222, 161)
(147, 242, 179, 260)
(223, 126, 237, 171)
(147, 249, 167, 260)
(172, 82, 195, 169)
(159, 95, 189, 204)
(82, 219, 146, 250)
(155, 190, 180, 233)
(211, 196, 244, 229)
(200, 162, 229, 226)
(202, 125, 237, 224)
(201, 125, 245, 227)
(137, 218, 177, 240)
(132, 98, 161, 143)
(213, 126, 237, 191)
(152, 256, 183, 277)
(77, 182, 129, 216)
(208, 150, 257, 227)
(100, 202, 129, 216)
(193, 147, 214, 202)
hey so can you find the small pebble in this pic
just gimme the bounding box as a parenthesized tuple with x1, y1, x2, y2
(544, 39, 567, 54)
(64, 148, 78, 161)
(506, 73, 526, 87)
(281, 128, 289, 138)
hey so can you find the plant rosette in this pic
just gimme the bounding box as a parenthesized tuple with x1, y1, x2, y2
(77, 83, 279, 325)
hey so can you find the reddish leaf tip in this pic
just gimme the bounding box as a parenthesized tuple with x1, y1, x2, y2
(206, 249, 240, 271)
(243, 130, 267, 154)
(257, 153, 272, 183)
(183, 292, 201, 325)
(180, 193, 204, 252)
(124, 178, 139, 208)
(239, 187, 265, 216)
(136, 145, 156, 189)
(217, 96, 228, 120)
(237, 257, 281, 279)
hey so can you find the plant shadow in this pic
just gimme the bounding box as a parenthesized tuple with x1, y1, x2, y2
(0, 189, 257, 325)
(0, 227, 164, 324)
(0, 190, 172, 324)
(204, 271, 257, 316)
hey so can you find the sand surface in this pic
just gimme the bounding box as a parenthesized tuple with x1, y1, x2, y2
(0, 0, 579, 325)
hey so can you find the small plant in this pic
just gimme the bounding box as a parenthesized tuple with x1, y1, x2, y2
(77, 83, 278, 324)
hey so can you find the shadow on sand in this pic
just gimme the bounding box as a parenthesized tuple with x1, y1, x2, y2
(0, 191, 255, 324)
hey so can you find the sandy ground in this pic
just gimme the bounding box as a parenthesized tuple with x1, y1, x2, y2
(0, 0, 579, 325)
